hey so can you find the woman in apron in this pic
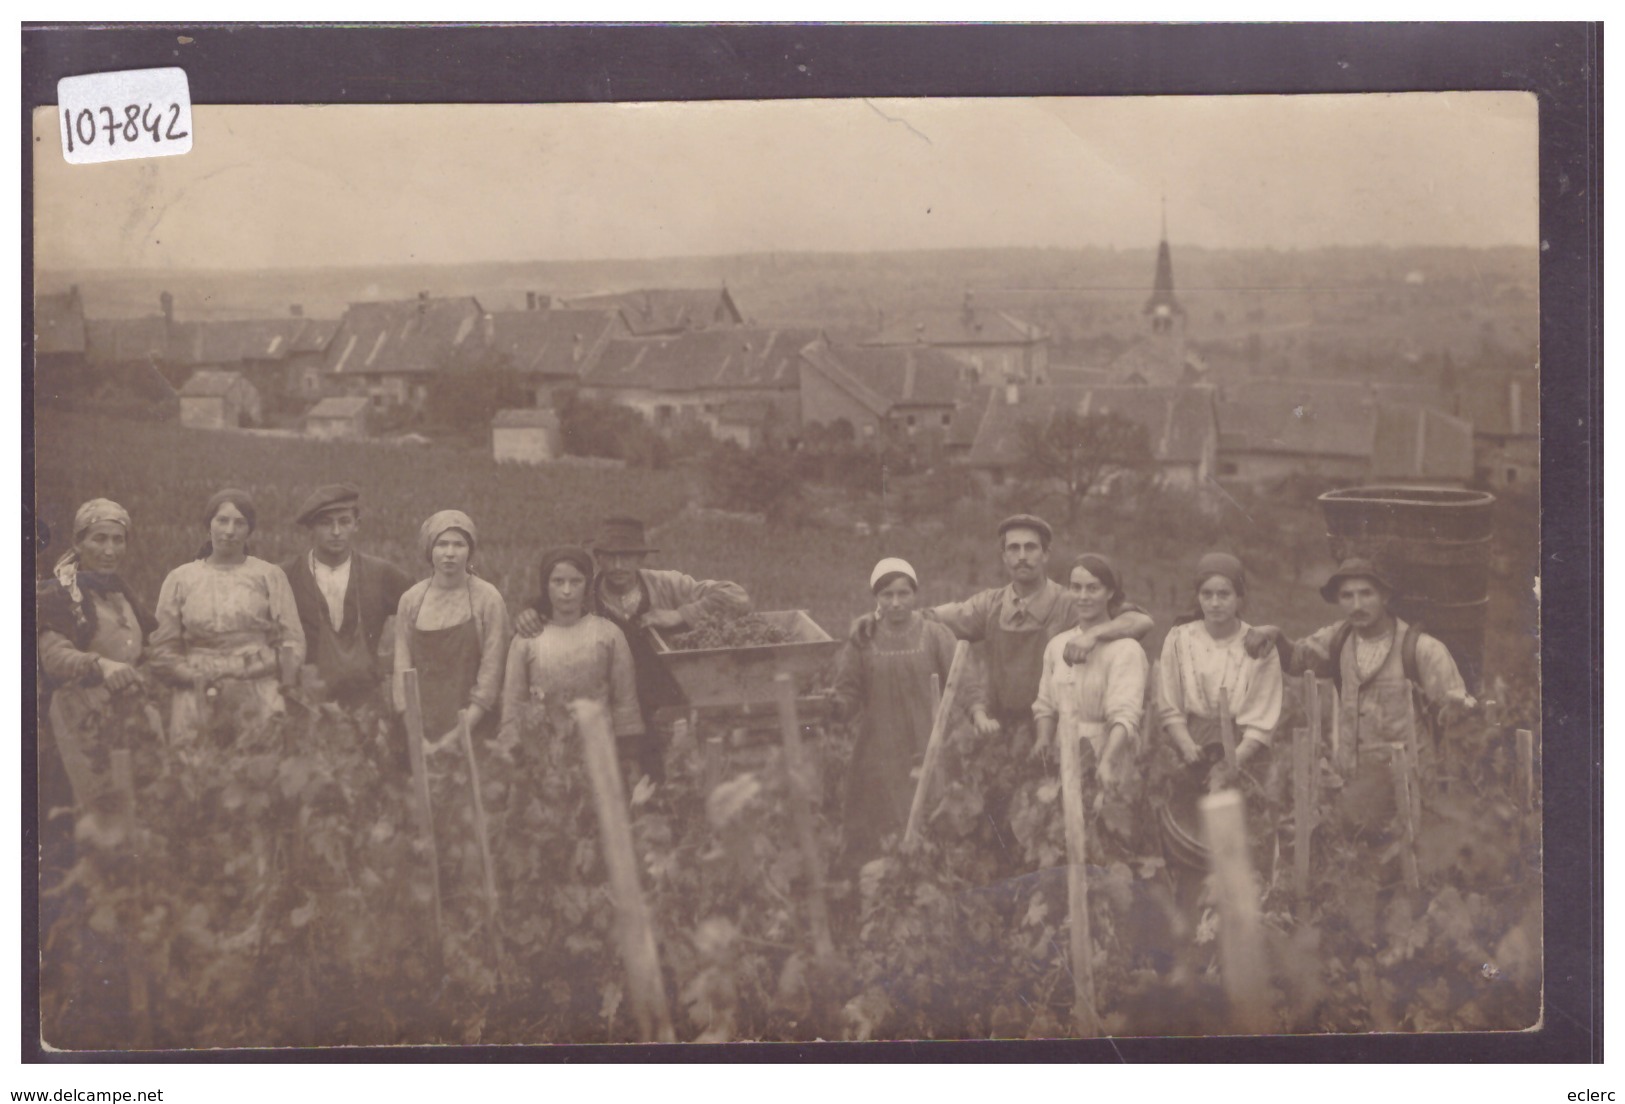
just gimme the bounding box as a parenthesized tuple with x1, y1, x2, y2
(829, 558, 958, 870)
(392, 509, 511, 750)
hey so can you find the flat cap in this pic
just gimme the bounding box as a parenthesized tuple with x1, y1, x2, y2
(295, 482, 362, 526)
(997, 513, 1054, 548)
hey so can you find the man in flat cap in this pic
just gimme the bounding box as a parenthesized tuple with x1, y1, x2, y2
(281, 483, 414, 708)
(515, 516, 750, 780)
(855, 512, 1153, 748)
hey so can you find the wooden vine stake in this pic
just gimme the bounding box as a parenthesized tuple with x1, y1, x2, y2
(1389, 743, 1422, 894)
(1218, 695, 1237, 769)
(574, 699, 675, 1042)
(1199, 790, 1271, 1035)
(1401, 690, 1425, 830)
(1056, 726, 1102, 1037)
(400, 669, 445, 963)
(457, 711, 503, 973)
(109, 749, 151, 1049)
(904, 640, 970, 848)
(773, 673, 836, 963)
(1294, 673, 1322, 904)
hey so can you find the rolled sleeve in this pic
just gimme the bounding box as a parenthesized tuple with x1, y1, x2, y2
(1415, 634, 1468, 707)
(1286, 622, 1341, 679)
(1234, 652, 1284, 745)
(928, 589, 998, 644)
(1102, 642, 1149, 737)
(645, 569, 750, 625)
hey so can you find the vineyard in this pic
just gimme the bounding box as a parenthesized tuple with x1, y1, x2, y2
(33, 409, 1543, 1047)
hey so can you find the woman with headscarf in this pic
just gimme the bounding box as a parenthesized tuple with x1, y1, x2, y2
(36, 498, 160, 813)
(148, 489, 305, 744)
(499, 546, 642, 762)
(1033, 553, 1150, 788)
(1155, 552, 1282, 768)
(392, 510, 511, 750)
(829, 557, 959, 868)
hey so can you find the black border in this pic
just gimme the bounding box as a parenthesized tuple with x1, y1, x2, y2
(20, 21, 1602, 1065)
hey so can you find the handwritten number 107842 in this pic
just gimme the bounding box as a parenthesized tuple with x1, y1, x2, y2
(62, 103, 188, 153)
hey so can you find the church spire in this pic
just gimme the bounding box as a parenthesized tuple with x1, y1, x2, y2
(1144, 197, 1184, 334)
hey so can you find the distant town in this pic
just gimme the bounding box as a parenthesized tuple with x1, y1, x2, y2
(33, 227, 1538, 499)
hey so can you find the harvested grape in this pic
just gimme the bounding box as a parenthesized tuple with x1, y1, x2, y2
(665, 613, 793, 651)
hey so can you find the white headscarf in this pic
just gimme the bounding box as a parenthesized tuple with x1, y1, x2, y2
(54, 498, 132, 602)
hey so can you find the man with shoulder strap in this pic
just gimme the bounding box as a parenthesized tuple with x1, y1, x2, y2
(1252, 558, 1476, 822)
(281, 483, 414, 708)
(515, 516, 750, 782)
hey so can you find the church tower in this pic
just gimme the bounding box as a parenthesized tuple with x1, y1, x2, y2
(1143, 199, 1185, 335)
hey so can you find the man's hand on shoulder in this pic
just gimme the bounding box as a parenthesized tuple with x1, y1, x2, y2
(1244, 625, 1282, 660)
(514, 607, 545, 638)
(640, 609, 685, 630)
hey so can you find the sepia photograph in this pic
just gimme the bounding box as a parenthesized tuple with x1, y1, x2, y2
(25, 29, 1570, 1060)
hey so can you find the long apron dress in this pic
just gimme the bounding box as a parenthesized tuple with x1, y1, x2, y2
(835, 616, 956, 868)
(405, 592, 492, 913)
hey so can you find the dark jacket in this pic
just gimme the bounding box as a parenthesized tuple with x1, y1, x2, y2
(280, 550, 413, 680)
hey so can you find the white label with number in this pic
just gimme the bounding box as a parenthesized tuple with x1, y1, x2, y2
(57, 67, 193, 165)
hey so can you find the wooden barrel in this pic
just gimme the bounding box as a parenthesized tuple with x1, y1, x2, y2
(1318, 486, 1496, 692)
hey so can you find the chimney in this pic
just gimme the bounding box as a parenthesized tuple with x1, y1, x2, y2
(160, 291, 174, 327)
(1005, 382, 1020, 406)
(289, 304, 303, 317)
(526, 292, 537, 311)
(417, 290, 429, 317)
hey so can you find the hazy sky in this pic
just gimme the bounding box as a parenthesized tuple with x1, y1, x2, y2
(33, 93, 1538, 271)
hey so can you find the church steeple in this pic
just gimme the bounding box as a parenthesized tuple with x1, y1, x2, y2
(1143, 197, 1184, 334)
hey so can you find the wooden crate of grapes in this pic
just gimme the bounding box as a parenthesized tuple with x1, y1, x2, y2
(650, 610, 839, 709)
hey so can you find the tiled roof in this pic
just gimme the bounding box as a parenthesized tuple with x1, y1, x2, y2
(1370, 405, 1476, 482)
(860, 307, 1045, 348)
(306, 396, 371, 419)
(800, 338, 967, 418)
(1455, 370, 1537, 438)
(585, 327, 822, 392)
(966, 384, 1215, 468)
(483, 308, 622, 378)
(560, 288, 744, 336)
(1107, 334, 1206, 386)
(1226, 376, 1453, 413)
(35, 289, 86, 355)
(325, 297, 487, 376)
(168, 318, 324, 366)
(83, 317, 172, 363)
(178, 369, 253, 398)
(492, 407, 561, 429)
(1217, 397, 1375, 459)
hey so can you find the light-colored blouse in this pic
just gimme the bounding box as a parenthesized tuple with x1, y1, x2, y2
(148, 557, 306, 681)
(1156, 619, 1283, 745)
(500, 614, 643, 740)
(1033, 629, 1149, 757)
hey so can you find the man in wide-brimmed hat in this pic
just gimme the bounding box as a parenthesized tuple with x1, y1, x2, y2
(281, 482, 414, 707)
(515, 516, 750, 780)
(1253, 556, 1474, 763)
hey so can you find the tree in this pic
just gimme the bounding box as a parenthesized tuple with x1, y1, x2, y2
(424, 353, 527, 433)
(1015, 410, 1155, 523)
(702, 441, 805, 523)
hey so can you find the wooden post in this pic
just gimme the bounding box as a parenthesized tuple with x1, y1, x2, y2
(1218, 695, 1237, 769)
(1389, 744, 1421, 893)
(904, 640, 970, 847)
(1199, 790, 1271, 1034)
(1291, 728, 1314, 905)
(400, 670, 444, 959)
(1057, 722, 1102, 1037)
(773, 673, 836, 963)
(575, 699, 675, 1043)
(1295, 673, 1321, 903)
(1328, 684, 1344, 771)
(458, 712, 502, 971)
(109, 750, 152, 1049)
(1401, 690, 1425, 830)
(1515, 729, 1535, 812)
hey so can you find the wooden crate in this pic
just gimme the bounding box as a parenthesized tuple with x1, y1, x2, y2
(650, 610, 839, 708)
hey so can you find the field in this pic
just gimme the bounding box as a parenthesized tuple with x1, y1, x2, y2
(33, 408, 1543, 1048)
